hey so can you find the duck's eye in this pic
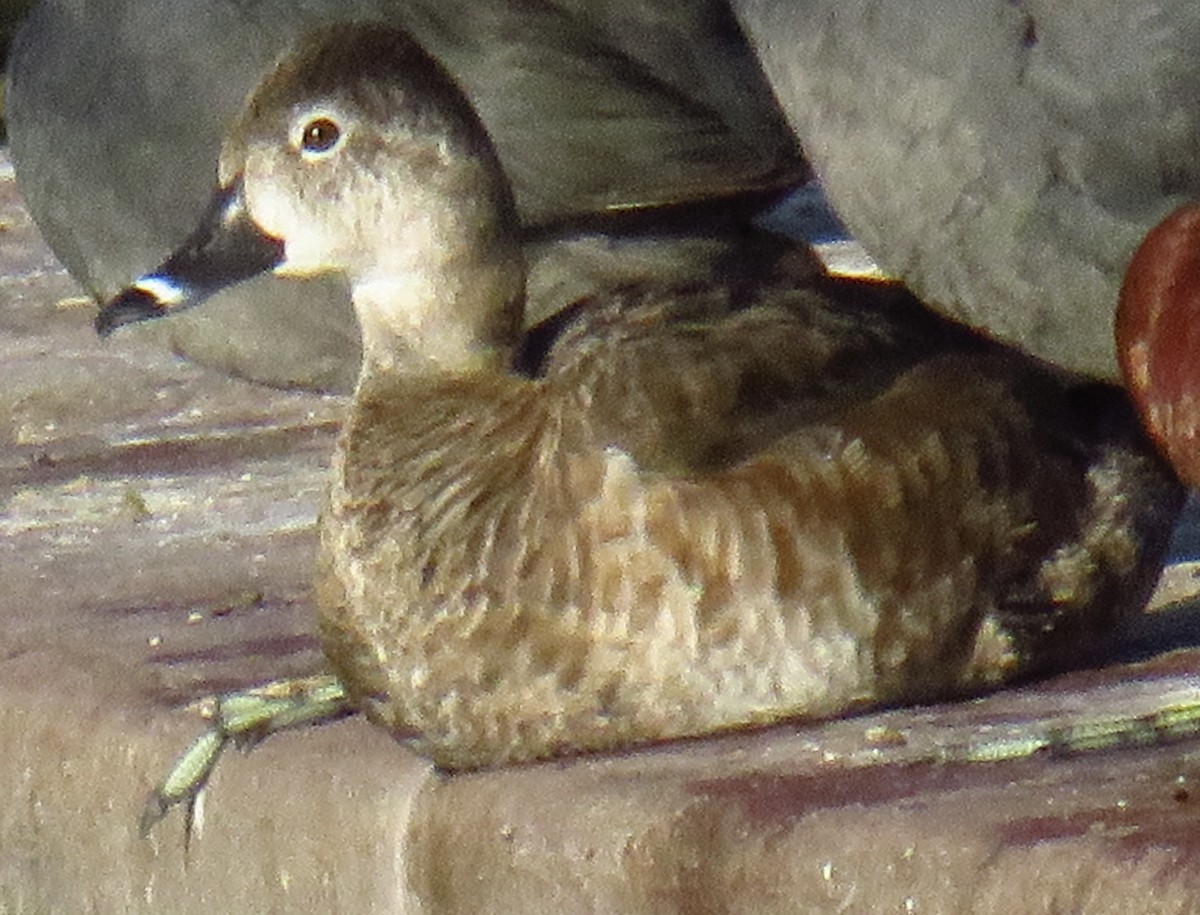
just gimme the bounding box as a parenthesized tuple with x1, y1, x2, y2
(300, 117, 342, 155)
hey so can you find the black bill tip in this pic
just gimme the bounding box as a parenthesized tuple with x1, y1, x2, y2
(95, 279, 182, 337)
(93, 177, 286, 339)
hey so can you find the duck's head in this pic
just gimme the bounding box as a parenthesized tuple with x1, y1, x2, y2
(1117, 202, 1200, 487)
(95, 24, 525, 375)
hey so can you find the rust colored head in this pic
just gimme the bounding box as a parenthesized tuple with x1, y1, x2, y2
(1117, 203, 1200, 488)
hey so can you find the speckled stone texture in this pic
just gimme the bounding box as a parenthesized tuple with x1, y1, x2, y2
(733, 0, 1200, 381)
(3, 153, 1200, 913)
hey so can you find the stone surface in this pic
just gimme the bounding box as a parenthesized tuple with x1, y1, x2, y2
(4, 152, 1200, 912)
(734, 0, 1200, 380)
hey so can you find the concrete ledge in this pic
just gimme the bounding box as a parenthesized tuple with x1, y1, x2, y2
(4, 154, 1200, 913)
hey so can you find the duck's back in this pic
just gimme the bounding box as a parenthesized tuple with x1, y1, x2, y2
(533, 274, 972, 472)
(318, 275, 1182, 770)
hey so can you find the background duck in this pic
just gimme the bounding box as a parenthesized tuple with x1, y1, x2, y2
(734, 0, 1200, 380)
(98, 24, 1182, 771)
(6, 0, 804, 391)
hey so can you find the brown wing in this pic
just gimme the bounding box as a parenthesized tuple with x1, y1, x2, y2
(541, 272, 1181, 694)
(538, 273, 975, 473)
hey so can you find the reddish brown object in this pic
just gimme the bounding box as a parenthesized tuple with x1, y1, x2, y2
(1118, 203, 1200, 487)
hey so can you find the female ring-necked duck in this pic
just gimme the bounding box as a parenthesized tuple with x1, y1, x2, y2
(99, 25, 1180, 779)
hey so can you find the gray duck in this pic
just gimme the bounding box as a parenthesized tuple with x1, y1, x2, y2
(11, 0, 803, 392)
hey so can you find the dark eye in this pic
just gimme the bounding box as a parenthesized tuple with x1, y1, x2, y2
(301, 117, 342, 154)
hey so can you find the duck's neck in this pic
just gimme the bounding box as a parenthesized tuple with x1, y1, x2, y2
(353, 283, 507, 380)
(353, 221, 525, 380)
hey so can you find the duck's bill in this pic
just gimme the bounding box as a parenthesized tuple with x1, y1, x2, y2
(95, 178, 285, 337)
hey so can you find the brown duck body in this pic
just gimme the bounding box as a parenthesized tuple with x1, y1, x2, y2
(318, 274, 1180, 770)
(95, 25, 1183, 773)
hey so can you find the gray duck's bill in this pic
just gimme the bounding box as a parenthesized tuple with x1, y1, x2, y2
(95, 177, 285, 337)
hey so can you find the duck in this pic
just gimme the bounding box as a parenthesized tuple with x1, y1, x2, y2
(7, 0, 803, 392)
(1117, 203, 1200, 488)
(733, 0, 1200, 380)
(96, 24, 1182, 775)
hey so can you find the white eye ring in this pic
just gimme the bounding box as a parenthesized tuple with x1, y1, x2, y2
(298, 115, 344, 159)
